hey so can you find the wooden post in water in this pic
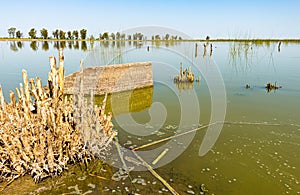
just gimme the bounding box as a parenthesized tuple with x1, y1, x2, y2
(180, 62, 183, 79)
(278, 42, 281, 52)
(203, 43, 207, 57)
(195, 43, 198, 58)
(210, 43, 213, 56)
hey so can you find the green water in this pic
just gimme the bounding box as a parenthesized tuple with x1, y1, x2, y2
(0, 40, 300, 194)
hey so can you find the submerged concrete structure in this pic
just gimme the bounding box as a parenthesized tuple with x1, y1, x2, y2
(64, 62, 153, 95)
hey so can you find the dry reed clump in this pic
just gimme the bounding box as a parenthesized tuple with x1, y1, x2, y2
(0, 49, 117, 183)
(173, 62, 195, 83)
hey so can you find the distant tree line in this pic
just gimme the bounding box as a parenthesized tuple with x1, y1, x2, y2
(6, 27, 88, 40)
(5, 27, 182, 41)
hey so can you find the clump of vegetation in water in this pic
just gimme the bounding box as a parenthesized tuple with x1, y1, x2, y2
(0, 49, 117, 185)
(174, 62, 197, 83)
(266, 82, 282, 92)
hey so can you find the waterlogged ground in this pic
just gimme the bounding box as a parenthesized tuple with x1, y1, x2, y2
(0, 40, 300, 194)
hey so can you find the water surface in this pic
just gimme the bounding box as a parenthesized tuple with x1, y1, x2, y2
(0, 40, 300, 194)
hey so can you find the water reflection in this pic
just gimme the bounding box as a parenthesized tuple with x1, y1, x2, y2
(60, 41, 66, 49)
(93, 86, 153, 116)
(17, 41, 23, 49)
(81, 41, 87, 51)
(9, 41, 18, 52)
(30, 41, 38, 51)
(174, 81, 200, 94)
(68, 41, 73, 49)
(228, 41, 282, 70)
(7, 40, 182, 52)
(228, 42, 256, 70)
(42, 41, 49, 51)
(74, 41, 79, 50)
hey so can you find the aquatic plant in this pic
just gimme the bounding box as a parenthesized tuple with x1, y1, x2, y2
(0, 49, 117, 183)
(174, 62, 195, 83)
(266, 82, 282, 92)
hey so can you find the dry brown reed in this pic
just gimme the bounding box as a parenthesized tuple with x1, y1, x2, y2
(0, 49, 116, 183)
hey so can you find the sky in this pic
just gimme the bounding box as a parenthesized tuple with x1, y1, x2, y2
(0, 0, 300, 39)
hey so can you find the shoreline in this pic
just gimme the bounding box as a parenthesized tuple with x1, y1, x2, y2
(1, 38, 300, 43)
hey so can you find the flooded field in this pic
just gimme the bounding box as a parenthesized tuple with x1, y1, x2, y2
(0, 40, 300, 194)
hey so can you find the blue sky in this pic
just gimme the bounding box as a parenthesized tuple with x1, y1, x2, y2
(0, 0, 299, 39)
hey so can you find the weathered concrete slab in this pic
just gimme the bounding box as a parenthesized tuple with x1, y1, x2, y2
(64, 62, 153, 95)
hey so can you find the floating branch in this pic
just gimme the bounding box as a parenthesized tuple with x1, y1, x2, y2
(133, 121, 282, 151)
(132, 151, 179, 195)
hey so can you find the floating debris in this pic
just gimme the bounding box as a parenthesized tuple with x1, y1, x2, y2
(246, 84, 251, 89)
(187, 190, 195, 194)
(200, 184, 208, 193)
(77, 176, 87, 181)
(88, 183, 96, 189)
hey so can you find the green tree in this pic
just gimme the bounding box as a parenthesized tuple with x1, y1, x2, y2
(101, 32, 109, 40)
(8, 27, 16, 38)
(116, 32, 121, 40)
(171, 35, 177, 40)
(137, 33, 143, 40)
(67, 31, 72, 39)
(206, 36, 210, 41)
(127, 35, 132, 40)
(110, 33, 115, 40)
(59, 30, 66, 39)
(16, 30, 22, 38)
(28, 28, 37, 39)
(80, 29, 87, 39)
(165, 33, 170, 40)
(40, 28, 48, 39)
(73, 30, 79, 39)
(133, 33, 137, 40)
(155, 35, 160, 40)
(121, 33, 126, 40)
(52, 29, 59, 39)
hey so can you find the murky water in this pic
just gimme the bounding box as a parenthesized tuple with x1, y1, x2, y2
(1, 40, 300, 194)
